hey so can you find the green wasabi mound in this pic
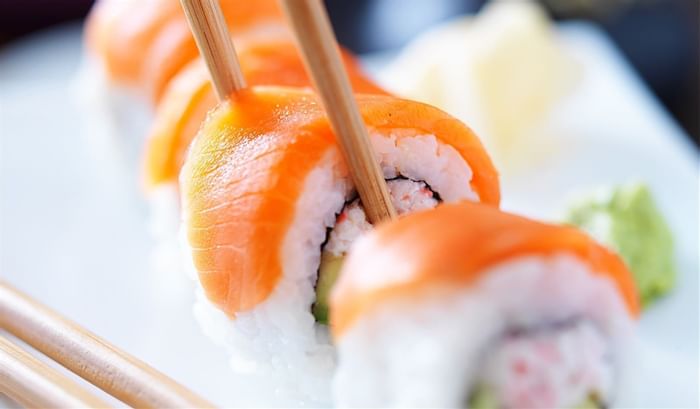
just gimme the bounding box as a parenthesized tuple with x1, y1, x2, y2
(565, 183, 676, 307)
(313, 251, 344, 324)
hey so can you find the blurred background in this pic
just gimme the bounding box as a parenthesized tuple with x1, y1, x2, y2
(0, 0, 697, 143)
(0, 3, 697, 406)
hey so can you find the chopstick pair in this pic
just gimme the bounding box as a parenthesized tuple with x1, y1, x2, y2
(0, 281, 213, 408)
(0, 334, 109, 408)
(181, 0, 397, 223)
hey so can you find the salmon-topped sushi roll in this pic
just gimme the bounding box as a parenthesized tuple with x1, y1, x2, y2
(144, 40, 387, 263)
(141, 1, 288, 102)
(78, 0, 286, 147)
(331, 202, 639, 408)
(144, 38, 387, 192)
(84, 0, 285, 98)
(180, 87, 499, 402)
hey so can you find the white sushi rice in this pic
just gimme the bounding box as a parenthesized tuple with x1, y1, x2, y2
(189, 131, 479, 405)
(333, 253, 635, 407)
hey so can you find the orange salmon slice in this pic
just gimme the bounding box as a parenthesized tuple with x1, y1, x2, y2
(330, 201, 640, 336)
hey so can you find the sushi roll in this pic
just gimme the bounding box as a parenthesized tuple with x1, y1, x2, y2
(139, 1, 287, 102)
(76, 0, 287, 151)
(180, 87, 499, 402)
(331, 202, 639, 407)
(144, 37, 387, 192)
(83, 0, 286, 101)
(144, 39, 387, 275)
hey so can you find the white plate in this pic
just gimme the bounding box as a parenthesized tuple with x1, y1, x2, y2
(1, 22, 698, 407)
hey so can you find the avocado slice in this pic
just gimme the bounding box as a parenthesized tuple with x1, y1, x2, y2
(468, 384, 605, 409)
(468, 384, 499, 409)
(313, 251, 345, 324)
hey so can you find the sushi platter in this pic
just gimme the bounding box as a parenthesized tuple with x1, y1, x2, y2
(0, 0, 697, 407)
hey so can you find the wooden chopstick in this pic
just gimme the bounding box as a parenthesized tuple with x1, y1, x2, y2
(180, 0, 246, 100)
(279, 0, 397, 224)
(0, 281, 214, 409)
(0, 335, 110, 408)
